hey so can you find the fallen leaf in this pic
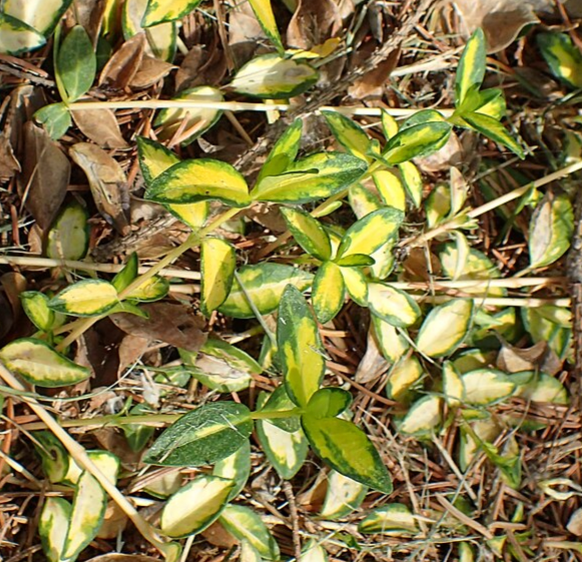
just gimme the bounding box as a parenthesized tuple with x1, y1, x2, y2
(496, 341, 547, 373)
(0, 134, 20, 180)
(287, 0, 342, 50)
(99, 33, 146, 90)
(70, 142, 130, 234)
(228, 1, 269, 67)
(110, 302, 206, 352)
(73, 0, 108, 46)
(96, 502, 128, 539)
(72, 108, 128, 148)
(348, 47, 400, 99)
(568, 507, 582, 536)
(175, 43, 227, 92)
(355, 328, 390, 383)
(130, 56, 176, 90)
(118, 334, 150, 376)
(202, 520, 239, 549)
(18, 122, 70, 230)
(414, 131, 464, 173)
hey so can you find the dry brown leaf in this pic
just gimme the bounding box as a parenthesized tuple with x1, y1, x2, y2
(130, 56, 176, 90)
(70, 142, 130, 234)
(287, 0, 342, 49)
(175, 43, 227, 92)
(0, 134, 20, 180)
(110, 302, 206, 352)
(72, 108, 128, 148)
(73, 0, 107, 46)
(496, 340, 547, 373)
(117, 334, 150, 376)
(99, 33, 146, 90)
(202, 521, 239, 548)
(414, 131, 463, 173)
(228, 1, 268, 67)
(96, 502, 128, 540)
(92, 428, 141, 464)
(18, 122, 70, 230)
(348, 47, 400, 99)
(0, 272, 26, 342)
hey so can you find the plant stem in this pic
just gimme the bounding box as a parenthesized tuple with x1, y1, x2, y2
(67, 99, 454, 118)
(0, 361, 173, 558)
(54, 207, 241, 350)
(251, 408, 303, 420)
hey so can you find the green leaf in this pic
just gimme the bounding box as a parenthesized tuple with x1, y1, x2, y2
(46, 199, 90, 261)
(306, 388, 352, 418)
(398, 161, 423, 207)
(57, 25, 96, 102)
(443, 360, 465, 407)
(154, 86, 223, 145)
(3, 0, 73, 36)
(256, 393, 308, 480)
(137, 136, 180, 183)
(455, 28, 486, 108)
(252, 152, 367, 204)
(529, 191, 573, 269)
(337, 208, 403, 259)
(142, 0, 203, 26)
(39, 498, 71, 562)
(399, 395, 442, 436)
(372, 317, 409, 363)
(312, 261, 345, 323)
(34, 432, 69, 484)
(537, 32, 582, 88)
(278, 285, 325, 407)
(219, 505, 280, 560)
(301, 415, 393, 494)
(462, 112, 525, 158)
(20, 291, 55, 332)
(0, 12, 46, 55)
(230, 54, 318, 99)
(320, 470, 367, 520)
(474, 88, 506, 120)
(256, 119, 303, 182)
(48, 279, 118, 317)
(383, 122, 452, 165)
(125, 275, 169, 302)
(367, 283, 420, 328)
(462, 369, 516, 406)
(219, 263, 313, 319)
(144, 402, 252, 466)
(335, 254, 375, 267)
(401, 109, 446, 129)
(34, 103, 72, 140)
(0, 338, 90, 388)
(213, 440, 251, 500)
(161, 475, 233, 538)
(146, 158, 250, 207)
(385, 356, 423, 401)
(112, 253, 139, 292)
(381, 110, 399, 140)
(201, 238, 236, 316)
(281, 207, 331, 260)
(358, 504, 418, 534)
(416, 299, 473, 358)
(372, 170, 406, 212)
(322, 110, 373, 162)
(62, 471, 107, 559)
(340, 266, 368, 306)
(247, 0, 284, 53)
(258, 385, 302, 433)
(180, 338, 261, 393)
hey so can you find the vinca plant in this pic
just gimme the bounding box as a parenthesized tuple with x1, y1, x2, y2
(0, 8, 576, 562)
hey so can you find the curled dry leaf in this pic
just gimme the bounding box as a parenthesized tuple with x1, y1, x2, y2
(99, 33, 146, 90)
(19, 122, 70, 230)
(287, 0, 342, 49)
(110, 302, 206, 352)
(355, 328, 390, 384)
(228, 0, 268, 67)
(69, 143, 130, 234)
(71, 109, 127, 149)
(130, 55, 176, 90)
(348, 47, 401, 100)
(496, 341, 547, 373)
(175, 43, 227, 92)
(0, 134, 20, 180)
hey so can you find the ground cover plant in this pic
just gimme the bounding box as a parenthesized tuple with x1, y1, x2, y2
(1, 0, 582, 561)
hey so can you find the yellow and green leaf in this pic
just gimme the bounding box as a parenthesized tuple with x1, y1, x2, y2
(398, 161, 423, 207)
(247, 0, 284, 53)
(537, 32, 582, 88)
(3, 0, 72, 36)
(416, 299, 473, 358)
(219, 263, 312, 319)
(372, 170, 406, 212)
(213, 440, 251, 500)
(39, 498, 71, 562)
(312, 261, 345, 323)
(455, 28, 486, 108)
(320, 470, 367, 520)
(219, 505, 280, 561)
(146, 158, 250, 207)
(322, 110, 373, 162)
(443, 360, 465, 407)
(367, 283, 420, 328)
(462, 111, 525, 158)
(306, 388, 352, 419)
(230, 54, 318, 99)
(462, 369, 516, 406)
(381, 110, 399, 140)
(20, 291, 55, 332)
(301, 415, 393, 494)
(125, 275, 169, 302)
(386, 355, 423, 401)
(0, 12, 46, 55)
(340, 266, 368, 306)
(383, 122, 452, 165)
(278, 285, 325, 407)
(49, 279, 118, 316)
(161, 475, 234, 538)
(46, 199, 90, 261)
(252, 152, 367, 204)
(0, 338, 90, 388)
(142, 0, 203, 26)
(349, 182, 383, 218)
(337, 208, 403, 259)
(201, 238, 236, 316)
(399, 395, 442, 436)
(112, 252, 138, 292)
(280, 207, 332, 261)
(358, 503, 418, 534)
(371, 317, 409, 363)
(256, 119, 303, 182)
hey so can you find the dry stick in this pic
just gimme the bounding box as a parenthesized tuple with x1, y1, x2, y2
(282, 481, 302, 562)
(0, 362, 172, 558)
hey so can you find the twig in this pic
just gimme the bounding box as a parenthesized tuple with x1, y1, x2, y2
(283, 481, 301, 562)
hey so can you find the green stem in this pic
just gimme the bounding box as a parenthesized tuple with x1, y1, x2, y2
(251, 408, 303, 420)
